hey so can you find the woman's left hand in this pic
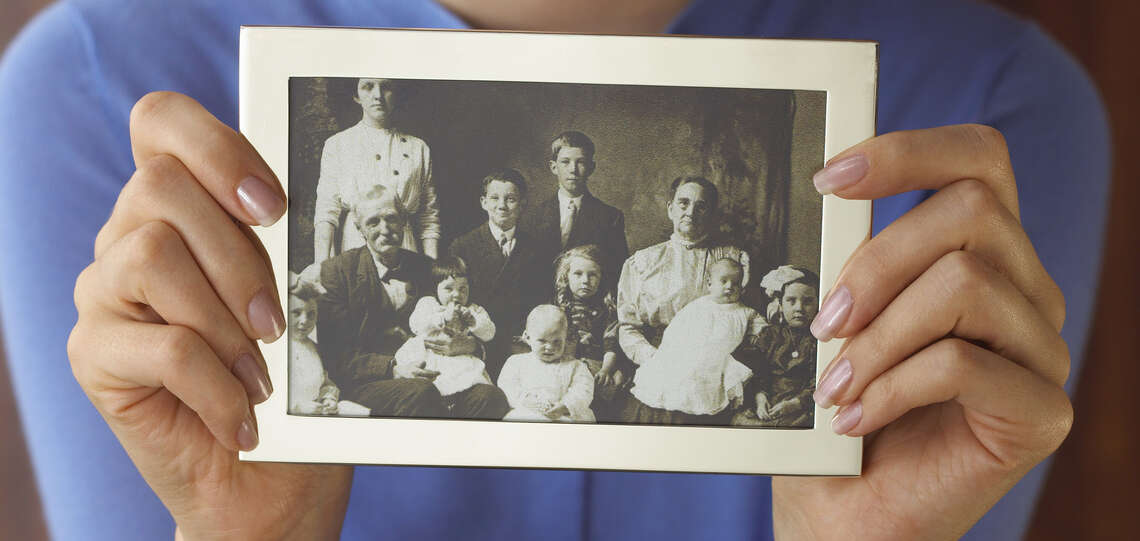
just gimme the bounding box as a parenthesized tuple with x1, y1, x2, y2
(773, 125, 1072, 540)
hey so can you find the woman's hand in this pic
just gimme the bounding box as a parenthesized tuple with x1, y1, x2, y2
(773, 125, 1072, 540)
(68, 92, 352, 540)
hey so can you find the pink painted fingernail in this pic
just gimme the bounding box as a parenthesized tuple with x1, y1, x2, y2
(236, 176, 285, 227)
(233, 352, 272, 404)
(248, 288, 285, 343)
(813, 154, 868, 195)
(831, 400, 863, 435)
(811, 285, 852, 341)
(814, 358, 852, 409)
(237, 414, 259, 451)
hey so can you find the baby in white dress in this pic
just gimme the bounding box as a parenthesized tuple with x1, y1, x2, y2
(631, 258, 764, 416)
(499, 305, 595, 422)
(394, 256, 496, 396)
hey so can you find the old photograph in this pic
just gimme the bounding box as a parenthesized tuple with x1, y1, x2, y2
(286, 77, 825, 429)
(241, 27, 872, 474)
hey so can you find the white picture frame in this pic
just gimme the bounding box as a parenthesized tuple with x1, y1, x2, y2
(240, 26, 874, 475)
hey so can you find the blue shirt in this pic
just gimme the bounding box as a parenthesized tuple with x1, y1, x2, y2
(0, 1, 1109, 539)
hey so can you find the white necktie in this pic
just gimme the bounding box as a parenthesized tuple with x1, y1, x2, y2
(499, 234, 511, 257)
(560, 200, 578, 248)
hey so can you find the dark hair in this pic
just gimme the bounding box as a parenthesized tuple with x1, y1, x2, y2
(289, 280, 323, 302)
(351, 77, 397, 99)
(480, 168, 528, 199)
(779, 267, 820, 299)
(669, 175, 719, 213)
(430, 255, 469, 287)
(550, 131, 596, 162)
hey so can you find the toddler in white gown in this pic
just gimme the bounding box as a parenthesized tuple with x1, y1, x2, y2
(393, 256, 496, 396)
(631, 258, 765, 416)
(499, 305, 595, 422)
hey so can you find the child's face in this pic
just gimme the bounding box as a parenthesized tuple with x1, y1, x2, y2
(436, 276, 470, 306)
(549, 146, 595, 197)
(566, 256, 602, 300)
(708, 263, 744, 304)
(780, 282, 818, 328)
(289, 295, 317, 337)
(525, 318, 568, 363)
(480, 180, 523, 231)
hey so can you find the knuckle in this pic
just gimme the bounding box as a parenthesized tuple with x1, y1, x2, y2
(156, 326, 205, 380)
(130, 91, 185, 134)
(73, 265, 97, 312)
(933, 250, 991, 300)
(66, 324, 91, 386)
(962, 124, 1015, 185)
(119, 155, 187, 214)
(850, 238, 894, 286)
(946, 178, 1001, 221)
(124, 221, 182, 269)
(963, 123, 1008, 154)
(1050, 395, 1075, 449)
(94, 222, 116, 259)
(1030, 387, 1074, 457)
(932, 338, 979, 382)
(134, 154, 188, 193)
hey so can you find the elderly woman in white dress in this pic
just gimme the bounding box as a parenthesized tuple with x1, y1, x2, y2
(314, 78, 439, 261)
(616, 176, 753, 425)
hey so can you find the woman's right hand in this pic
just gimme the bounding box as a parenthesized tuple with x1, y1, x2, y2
(68, 92, 352, 540)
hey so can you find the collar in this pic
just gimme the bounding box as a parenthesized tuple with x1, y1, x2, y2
(670, 232, 709, 250)
(487, 221, 516, 243)
(557, 189, 586, 209)
(369, 248, 402, 280)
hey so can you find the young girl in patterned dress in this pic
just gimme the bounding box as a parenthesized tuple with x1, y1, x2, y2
(741, 265, 820, 428)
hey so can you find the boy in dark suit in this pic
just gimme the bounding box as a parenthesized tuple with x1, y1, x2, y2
(525, 131, 629, 292)
(449, 169, 551, 380)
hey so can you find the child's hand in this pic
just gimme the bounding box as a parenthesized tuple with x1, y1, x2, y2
(765, 398, 798, 419)
(455, 306, 477, 329)
(594, 365, 613, 386)
(544, 404, 571, 420)
(318, 397, 340, 415)
(754, 392, 772, 420)
(612, 370, 627, 389)
(67, 92, 351, 539)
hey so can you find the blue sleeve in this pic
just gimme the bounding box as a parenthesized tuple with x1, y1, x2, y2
(965, 23, 1111, 541)
(0, 3, 174, 539)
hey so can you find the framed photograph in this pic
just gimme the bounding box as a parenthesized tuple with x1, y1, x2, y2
(240, 27, 874, 475)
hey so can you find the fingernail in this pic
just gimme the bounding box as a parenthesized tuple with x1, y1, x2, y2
(831, 400, 863, 435)
(233, 352, 272, 404)
(814, 358, 853, 409)
(813, 154, 868, 195)
(248, 288, 285, 342)
(810, 285, 852, 341)
(237, 414, 259, 451)
(236, 176, 285, 227)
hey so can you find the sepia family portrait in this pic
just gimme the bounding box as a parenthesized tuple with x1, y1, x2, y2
(287, 76, 825, 428)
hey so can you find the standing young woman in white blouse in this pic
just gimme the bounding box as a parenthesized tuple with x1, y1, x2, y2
(314, 78, 440, 261)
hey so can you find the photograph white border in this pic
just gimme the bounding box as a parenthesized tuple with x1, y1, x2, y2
(239, 27, 874, 475)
